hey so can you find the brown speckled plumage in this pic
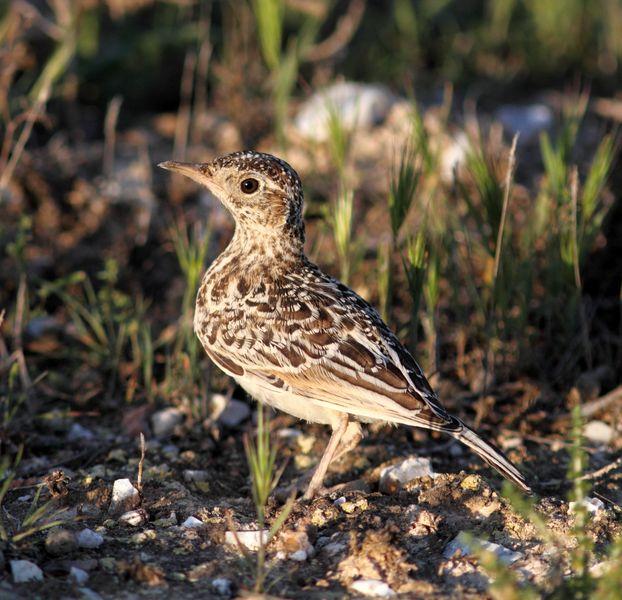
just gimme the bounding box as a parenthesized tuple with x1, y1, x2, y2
(160, 151, 531, 498)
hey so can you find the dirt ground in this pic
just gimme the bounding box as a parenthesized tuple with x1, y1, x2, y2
(1, 95, 622, 598)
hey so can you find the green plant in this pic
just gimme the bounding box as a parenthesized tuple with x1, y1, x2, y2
(388, 141, 421, 245)
(242, 404, 294, 593)
(331, 185, 355, 285)
(469, 405, 622, 598)
(0, 447, 71, 543)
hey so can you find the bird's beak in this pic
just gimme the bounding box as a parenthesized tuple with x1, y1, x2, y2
(158, 161, 211, 187)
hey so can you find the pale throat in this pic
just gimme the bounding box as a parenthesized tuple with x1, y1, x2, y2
(223, 218, 305, 270)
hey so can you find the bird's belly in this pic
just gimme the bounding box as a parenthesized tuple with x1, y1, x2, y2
(235, 374, 340, 426)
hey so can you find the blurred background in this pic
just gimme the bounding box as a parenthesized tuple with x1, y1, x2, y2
(1, 1, 622, 595)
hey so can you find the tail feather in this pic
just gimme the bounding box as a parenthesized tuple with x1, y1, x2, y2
(451, 418, 532, 494)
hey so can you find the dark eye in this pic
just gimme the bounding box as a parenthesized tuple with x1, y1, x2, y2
(240, 178, 259, 194)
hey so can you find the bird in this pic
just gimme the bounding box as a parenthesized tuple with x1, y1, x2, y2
(159, 151, 532, 500)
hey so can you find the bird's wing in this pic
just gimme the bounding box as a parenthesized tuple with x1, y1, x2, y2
(197, 261, 457, 432)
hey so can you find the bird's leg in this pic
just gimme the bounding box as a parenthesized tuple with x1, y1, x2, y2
(303, 414, 349, 500)
(331, 421, 363, 463)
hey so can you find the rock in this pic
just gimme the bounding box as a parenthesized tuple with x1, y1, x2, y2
(45, 528, 78, 556)
(70, 566, 89, 585)
(76, 528, 104, 549)
(460, 474, 482, 491)
(11, 560, 44, 583)
(67, 423, 95, 442)
(78, 587, 103, 600)
(183, 469, 209, 483)
(109, 478, 140, 515)
(211, 577, 233, 596)
(281, 530, 314, 561)
(296, 434, 316, 454)
(379, 456, 435, 494)
(151, 407, 184, 437)
(583, 421, 614, 445)
(443, 532, 522, 565)
(220, 398, 251, 427)
(569, 497, 605, 515)
(130, 529, 156, 544)
(119, 509, 149, 527)
(350, 578, 396, 597)
(294, 82, 396, 142)
(323, 541, 347, 556)
(224, 529, 269, 552)
(496, 104, 553, 141)
(181, 516, 204, 529)
(339, 498, 369, 514)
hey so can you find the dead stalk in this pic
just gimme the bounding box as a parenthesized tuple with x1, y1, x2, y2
(103, 95, 123, 177)
(136, 432, 146, 491)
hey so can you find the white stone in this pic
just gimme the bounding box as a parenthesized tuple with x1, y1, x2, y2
(224, 529, 269, 551)
(333, 496, 347, 506)
(151, 407, 184, 437)
(277, 428, 302, 439)
(212, 577, 232, 596)
(583, 421, 614, 445)
(290, 549, 308, 561)
(217, 398, 251, 427)
(70, 566, 89, 584)
(181, 516, 204, 529)
(109, 478, 140, 515)
(68, 423, 95, 442)
(294, 82, 396, 142)
(11, 560, 44, 583)
(350, 578, 396, 597)
(443, 532, 522, 565)
(76, 528, 104, 549)
(119, 509, 148, 526)
(496, 104, 553, 141)
(569, 497, 605, 515)
(379, 456, 435, 493)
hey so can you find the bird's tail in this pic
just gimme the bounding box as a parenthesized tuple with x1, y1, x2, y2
(451, 418, 532, 494)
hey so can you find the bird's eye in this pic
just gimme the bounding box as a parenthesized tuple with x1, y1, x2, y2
(240, 178, 259, 194)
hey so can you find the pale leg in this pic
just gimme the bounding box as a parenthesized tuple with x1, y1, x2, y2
(303, 414, 349, 500)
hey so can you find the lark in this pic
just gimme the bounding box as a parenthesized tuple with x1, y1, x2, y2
(160, 151, 532, 499)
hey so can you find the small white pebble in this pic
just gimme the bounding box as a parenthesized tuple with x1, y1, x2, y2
(109, 478, 140, 515)
(119, 509, 148, 527)
(224, 529, 268, 551)
(76, 528, 104, 549)
(181, 516, 204, 529)
(569, 497, 605, 515)
(350, 578, 396, 597)
(333, 496, 346, 506)
(289, 550, 307, 561)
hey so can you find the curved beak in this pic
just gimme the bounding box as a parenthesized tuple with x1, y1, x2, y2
(158, 161, 211, 186)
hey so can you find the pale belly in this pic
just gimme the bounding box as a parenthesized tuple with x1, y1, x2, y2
(235, 374, 342, 427)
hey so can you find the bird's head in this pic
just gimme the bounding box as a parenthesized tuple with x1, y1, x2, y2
(159, 151, 305, 245)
